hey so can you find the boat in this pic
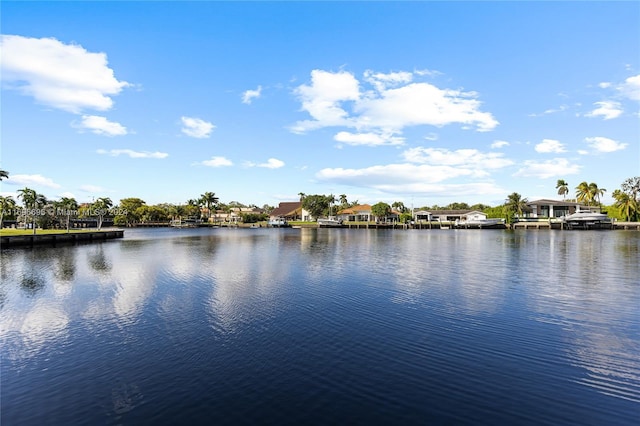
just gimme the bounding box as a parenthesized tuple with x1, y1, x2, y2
(268, 218, 290, 228)
(456, 218, 506, 229)
(317, 217, 343, 227)
(169, 218, 201, 228)
(561, 211, 612, 229)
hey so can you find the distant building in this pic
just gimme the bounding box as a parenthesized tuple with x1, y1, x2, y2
(413, 209, 487, 222)
(269, 202, 309, 221)
(525, 199, 599, 218)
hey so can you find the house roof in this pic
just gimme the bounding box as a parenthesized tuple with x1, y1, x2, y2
(337, 204, 372, 215)
(270, 201, 302, 217)
(527, 199, 589, 207)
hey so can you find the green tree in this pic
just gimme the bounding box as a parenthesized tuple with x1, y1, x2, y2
(0, 169, 8, 180)
(504, 192, 528, 223)
(556, 179, 569, 199)
(575, 181, 592, 205)
(0, 195, 17, 228)
(116, 198, 146, 226)
(55, 197, 78, 232)
(199, 192, 219, 221)
(392, 201, 406, 213)
(92, 197, 113, 230)
(339, 194, 348, 207)
(447, 202, 470, 210)
(17, 187, 39, 234)
(612, 189, 637, 222)
(589, 182, 606, 206)
(371, 202, 391, 221)
(302, 194, 331, 220)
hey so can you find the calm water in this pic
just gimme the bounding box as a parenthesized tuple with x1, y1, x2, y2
(1, 228, 639, 425)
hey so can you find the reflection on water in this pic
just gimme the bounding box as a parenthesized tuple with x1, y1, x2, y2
(1, 228, 639, 424)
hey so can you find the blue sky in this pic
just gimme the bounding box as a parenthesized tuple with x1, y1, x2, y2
(1, 1, 639, 209)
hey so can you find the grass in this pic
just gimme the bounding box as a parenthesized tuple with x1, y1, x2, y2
(0, 228, 115, 236)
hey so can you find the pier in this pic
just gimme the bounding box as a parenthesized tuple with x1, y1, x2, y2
(1, 230, 124, 248)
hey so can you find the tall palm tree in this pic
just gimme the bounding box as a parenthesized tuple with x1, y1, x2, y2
(504, 192, 529, 223)
(0, 195, 16, 228)
(56, 197, 79, 232)
(612, 189, 638, 222)
(575, 181, 592, 205)
(92, 197, 113, 230)
(588, 182, 606, 206)
(200, 192, 219, 221)
(556, 179, 569, 200)
(0, 169, 8, 181)
(339, 194, 348, 207)
(17, 187, 37, 234)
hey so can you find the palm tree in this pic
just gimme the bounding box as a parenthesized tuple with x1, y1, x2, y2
(92, 197, 113, 230)
(298, 192, 306, 202)
(392, 201, 406, 213)
(612, 189, 638, 222)
(556, 179, 569, 200)
(339, 194, 348, 207)
(55, 197, 79, 232)
(0, 195, 17, 228)
(200, 192, 219, 222)
(575, 181, 592, 205)
(504, 192, 529, 223)
(0, 169, 8, 181)
(588, 182, 606, 206)
(17, 187, 37, 234)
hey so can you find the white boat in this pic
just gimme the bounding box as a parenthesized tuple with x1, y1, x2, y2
(169, 218, 201, 228)
(561, 211, 611, 229)
(317, 217, 343, 227)
(561, 211, 609, 222)
(268, 218, 290, 228)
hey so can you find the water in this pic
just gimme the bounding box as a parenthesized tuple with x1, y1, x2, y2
(1, 228, 639, 425)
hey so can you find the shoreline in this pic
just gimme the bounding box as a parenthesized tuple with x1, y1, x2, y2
(0, 229, 125, 249)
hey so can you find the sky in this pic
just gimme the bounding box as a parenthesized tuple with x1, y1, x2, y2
(1, 1, 639, 209)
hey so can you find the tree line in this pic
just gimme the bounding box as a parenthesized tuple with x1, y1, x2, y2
(1, 167, 639, 230)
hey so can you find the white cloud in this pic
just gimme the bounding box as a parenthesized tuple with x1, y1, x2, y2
(491, 140, 510, 149)
(514, 158, 581, 179)
(97, 149, 168, 159)
(291, 69, 499, 137)
(197, 156, 233, 167)
(75, 115, 127, 136)
(0, 35, 129, 113)
(598, 82, 612, 89)
(291, 70, 360, 133)
(584, 136, 628, 153)
(242, 86, 262, 104)
(535, 139, 566, 153)
(181, 116, 215, 138)
(585, 101, 623, 120)
(334, 131, 404, 146)
(316, 164, 505, 196)
(258, 158, 285, 169)
(6, 174, 61, 189)
(424, 132, 438, 141)
(618, 74, 640, 101)
(402, 147, 514, 170)
(363, 70, 413, 92)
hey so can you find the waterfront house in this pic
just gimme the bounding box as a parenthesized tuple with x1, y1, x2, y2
(269, 202, 310, 222)
(524, 199, 599, 219)
(336, 204, 373, 222)
(413, 209, 487, 223)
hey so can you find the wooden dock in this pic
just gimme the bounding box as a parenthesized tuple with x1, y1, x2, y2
(1, 230, 124, 248)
